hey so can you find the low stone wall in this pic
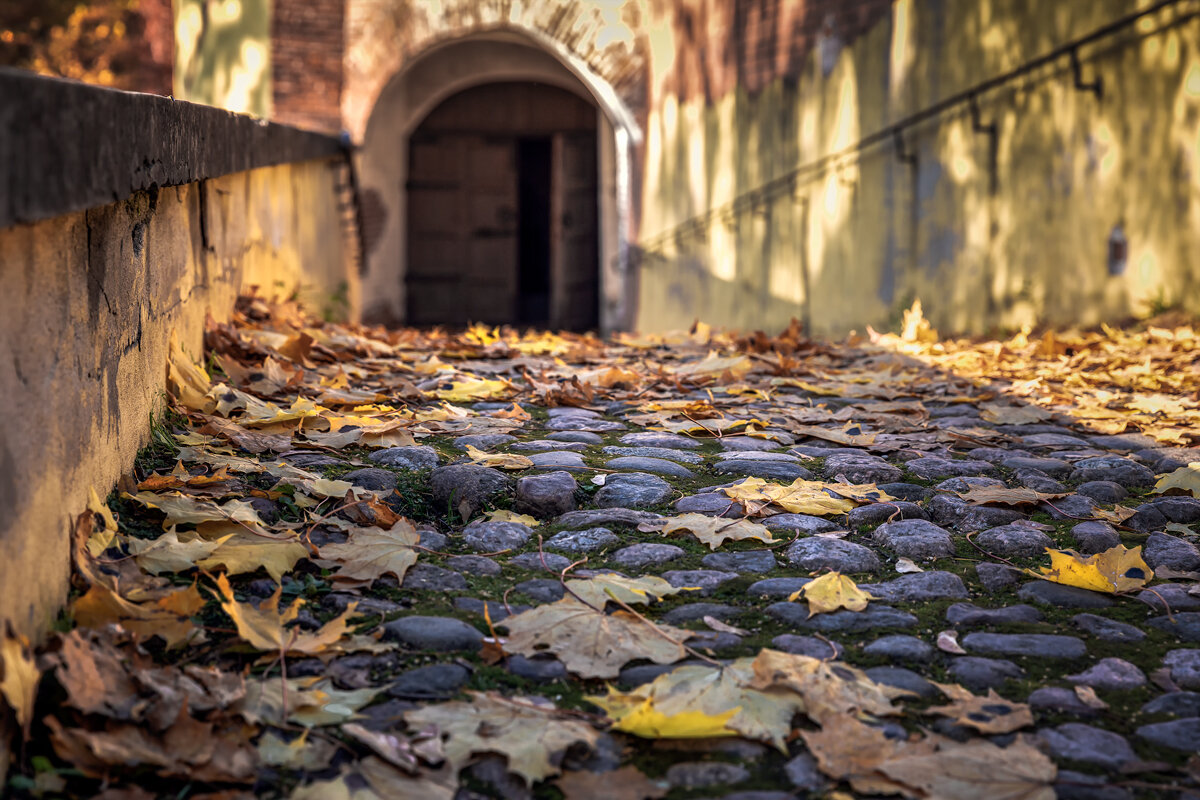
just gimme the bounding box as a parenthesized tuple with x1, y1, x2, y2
(0, 71, 357, 666)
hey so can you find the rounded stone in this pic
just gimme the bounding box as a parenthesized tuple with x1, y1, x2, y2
(865, 666, 938, 698)
(446, 555, 502, 576)
(847, 502, 927, 528)
(945, 603, 1043, 626)
(1127, 496, 1200, 532)
(1068, 456, 1155, 488)
(860, 571, 968, 602)
(1075, 481, 1128, 504)
(515, 470, 578, 518)
(508, 552, 573, 573)
(1071, 613, 1146, 642)
(863, 635, 933, 662)
(557, 508, 663, 528)
(341, 467, 398, 492)
(1143, 531, 1200, 572)
(1136, 718, 1200, 753)
(1038, 723, 1136, 770)
(822, 453, 902, 484)
(674, 492, 743, 517)
(948, 656, 1024, 690)
(513, 578, 565, 604)
(452, 433, 517, 451)
(1001, 455, 1071, 476)
(1164, 649, 1200, 689)
(505, 655, 568, 683)
(1070, 521, 1121, 554)
(975, 562, 1021, 592)
(383, 616, 483, 651)
(601, 446, 705, 464)
(547, 431, 602, 444)
(619, 432, 702, 449)
(1148, 612, 1200, 641)
(747, 577, 811, 597)
(1135, 583, 1200, 613)
(369, 445, 441, 470)
(661, 603, 744, 625)
(701, 550, 778, 574)
(973, 524, 1055, 558)
(430, 465, 512, 520)
(528, 451, 587, 469)
(387, 663, 471, 699)
(661, 570, 739, 594)
(767, 602, 917, 632)
(770, 634, 843, 659)
(1141, 691, 1200, 716)
(961, 632, 1087, 659)
(762, 513, 840, 534)
(927, 494, 1025, 531)
(666, 761, 749, 789)
(1067, 657, 1146, 691)
(1028, 687, 1100, 716)
(1018, 580, 1115, 609)
(610, 542, 685, 569)
(511, 439, 588, 452)
(873, 519, 955, 560)
(544, 527, 619, 553)
(784, 537, 881, 573)
(594, 472, 674, 508)
(461, 520, 532, 552)
(605, 456, 695, 478)
(714, 459, 813, 480)
(905, 457, 996, 480)
(400, 563, 469, 591)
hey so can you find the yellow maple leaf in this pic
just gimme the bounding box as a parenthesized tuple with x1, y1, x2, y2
(433, 378, 512, 403)
(484, 509, 540, 526)
(564, 574, 695, 608)
(788, 572, 874, 616)
(216, 573, 354, 654)
(1035, 544, 1151, 594)
(73, 582, 206, 648)
(196, 532, 309, 582)
(318, 523, 420, 586)
(1155, 463, 1200, 496)
(724, 477, 892, 516)
(464, 445, 533, 470)
(166, 329, 216, 413)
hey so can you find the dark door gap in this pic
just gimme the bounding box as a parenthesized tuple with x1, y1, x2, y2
(517, 137, 552, 327)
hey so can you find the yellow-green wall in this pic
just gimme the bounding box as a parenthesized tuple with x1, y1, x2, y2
(638, 0, 1200, 336)
(174, 0, 272, 117)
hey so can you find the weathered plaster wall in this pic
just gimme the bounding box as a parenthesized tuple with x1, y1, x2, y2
(0, 157, 352, 652)
(639, 0, 1200, 336)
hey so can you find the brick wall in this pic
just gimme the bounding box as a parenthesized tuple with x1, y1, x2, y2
(654, 0, 894, 103)
(272, 0, 345, 133)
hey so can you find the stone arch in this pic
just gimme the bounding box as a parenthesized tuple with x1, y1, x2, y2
(353, 26, 643, 331)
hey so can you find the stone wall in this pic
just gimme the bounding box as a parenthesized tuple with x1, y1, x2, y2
(637, 0, 1200, 336)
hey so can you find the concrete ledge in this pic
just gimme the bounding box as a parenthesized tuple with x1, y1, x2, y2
(0, 67, 342, 229)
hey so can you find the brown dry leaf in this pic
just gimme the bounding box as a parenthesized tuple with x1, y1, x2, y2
(167, 329, 216, 413)
(642, 513, 777, 549)
(126, 528, 233, 575)
(723, 477, 893, 516)
(556, 766, 668, 800)
(73, 581, 206, 648)
(256, 730, 339, 771)
(803, 715, 1056, 799)
(240, 677, 379, 727)
(1155, 463, 1200, 496)
(748, 649, 908, 723)
(501, 598, 689, 679)
(196, 532, 310, 582)
(353, 757, 457, 800)
(564, 574, 695, 608)
(0, 622, 39, 733)
(788, 571, 874, 616)
(979, 403, 1053, 425)
(343, 723, 445, 773)
(318, 522, 420, 587)
(404, 691, 600, 785)
(199, 414, 293, 454)
(927, 683, 1034, 734)
(1073, 685, 1109, 710)
(956, 486, 1068, 507)
(216, 573, 353, 655)
(121, 492, 269, 534)
(786, 423, 878, 447)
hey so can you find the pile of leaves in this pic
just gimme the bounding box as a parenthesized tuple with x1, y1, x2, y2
(1, 295, 1198, 798)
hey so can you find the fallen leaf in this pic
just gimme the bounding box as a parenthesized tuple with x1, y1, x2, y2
(0, 622, 39, 733)
(556, 766, 668, 800)
(1035, 544, 1151, 594)
(1155, 463, 1200, 496)
(343, 723, 445, 773)
(564, 574, 695, 608)
(126, 528, 233, 575)
(788, 572, 873, 616)
(979, 403, 1053, 425)
(464, 444, 533, 470)
(167, 329, 216, 413)
(240, 676, 379, 727)
(404, 691, 599, 784)
(937, 630, 967, 654)
(73, 582, 206, 648)
(196, 532, 309, 582)
(257, 730, 338, 771)
(318, 522, 420, 587)
(927, 684, 1033, 734)
(122, 492, 269, 534)
(433, 378, 513, 403)
(895, 557, 924, 573)
(723, 477, 893, 516)
(501, 598, 689, 679)
(483, 509, 540, 526)
(748, 649, 908, 723)
(641, 513, 777, 549)
(1073, 685, 1109, 710)
(702, 615, 749, 636)
(216, 573, 354, 655)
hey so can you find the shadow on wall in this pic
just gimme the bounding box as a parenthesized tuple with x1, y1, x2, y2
(638, 0, 1200, 337)
(174, 0, 270, 116)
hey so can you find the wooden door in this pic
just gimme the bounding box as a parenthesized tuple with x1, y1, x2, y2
(407, 134, 519, 325)
(550, 132, 599, 331)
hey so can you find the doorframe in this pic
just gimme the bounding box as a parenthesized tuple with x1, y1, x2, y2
(357, 34, 640, 333)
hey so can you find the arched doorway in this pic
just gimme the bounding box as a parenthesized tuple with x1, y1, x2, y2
(406, 81, 599, 330)
(354, 35, 639, 333)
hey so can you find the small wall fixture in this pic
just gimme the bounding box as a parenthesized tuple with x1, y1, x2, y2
(1107, 223, 1128, 276)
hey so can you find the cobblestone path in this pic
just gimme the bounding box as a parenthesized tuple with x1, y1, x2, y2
(10, 298, 1200, 799)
